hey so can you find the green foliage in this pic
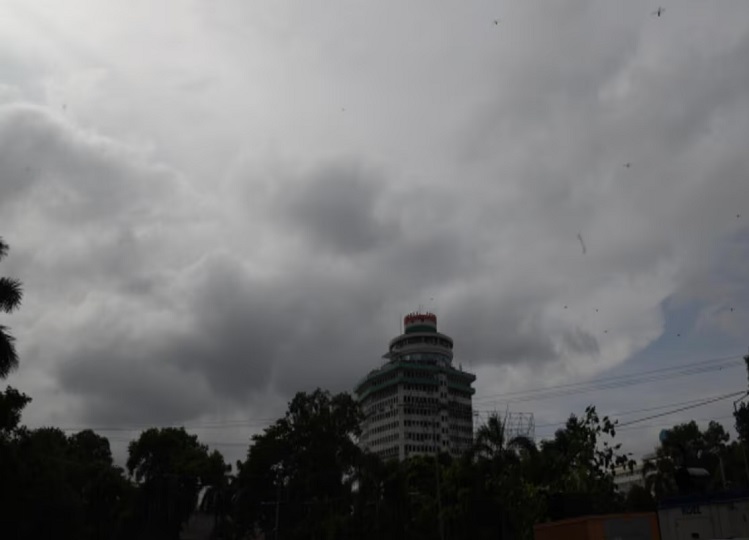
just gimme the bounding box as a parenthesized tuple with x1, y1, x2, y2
(0, 426, 132, 540)
(537, 405, 633, 519)
(127, 427, 228, 539)
(0, 385, 31, 434)
(625, 484, 656, 512)
(0, 237, 23, 378)
(346, 407, 629, 540)
(643, 419, 739, 499)
(734, 401, 749, 443)
(234, 388, 363, 540)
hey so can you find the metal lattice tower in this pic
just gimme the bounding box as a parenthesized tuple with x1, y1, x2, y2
(474, 410, 535, 443)
(503, 411, 535, 442)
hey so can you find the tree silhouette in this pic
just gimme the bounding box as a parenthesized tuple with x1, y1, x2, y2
(474, 412, 535, 463)
(127, 427, 226, 540)
(0, 237, 23, 378)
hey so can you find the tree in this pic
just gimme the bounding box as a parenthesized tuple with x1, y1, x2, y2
(0, 426, 132, 540)
(644, 420, 734, 499)
(235, 389, 363, 540)
(734, 355, 749, 443)
(471, 413, 540, 540)
(127, 427, 227, 540)
(0, 237, 27, 437)
(735, 402, 749, 444)
(474, 412, 536, 462)
(0, 237, 23, 378)
(625, 484, 656, 512)
(0, 385, 31, 434)
(67, 430, 132, 540)
(539, 406, 633, 519)
(642, 456, 677, 500)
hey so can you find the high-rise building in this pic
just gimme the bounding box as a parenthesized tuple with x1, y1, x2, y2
(354, 312, 476, 461)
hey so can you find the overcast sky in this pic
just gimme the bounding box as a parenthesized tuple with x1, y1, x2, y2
(1, 0, 748, 465)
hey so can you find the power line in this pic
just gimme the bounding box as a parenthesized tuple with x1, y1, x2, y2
(485, 363, 740, 405)
(616, 414, 736, 433)
(57, 420, 275, 433)
(52, 353, 745, 438)
(106, 436, 252, 448)
(531, 393, 740, 429)
(473, 355, 741, 405)
(617, 391, 746, 427)
(91, 394, 747, 450)
(474, 354, 740, 401)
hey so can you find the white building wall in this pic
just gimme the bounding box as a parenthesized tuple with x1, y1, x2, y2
(658, 497, 749, 540)
(355, 314, 476, 461)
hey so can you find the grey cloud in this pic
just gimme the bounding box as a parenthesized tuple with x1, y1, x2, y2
(273, 161, 397, 254)
(57, 341, 214, 426)
(562, 328, 601, 357)
(442, 292, 559, 367)
(52, 249, 386, 422)
(2, 1, 749, 455)
(179, 253, 387, 397)
(0, 104, 183, 224)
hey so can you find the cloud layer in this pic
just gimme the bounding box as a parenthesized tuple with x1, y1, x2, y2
(1, 0, 748, 461)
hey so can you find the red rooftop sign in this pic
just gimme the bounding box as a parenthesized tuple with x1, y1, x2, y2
(404, 312, 437, 325)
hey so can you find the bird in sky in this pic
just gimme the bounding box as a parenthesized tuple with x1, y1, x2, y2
(624, 162, 632, 168)
(494, 19, 500, 25)
(653, 7, 665, 17)
(577, 233, 586, 254)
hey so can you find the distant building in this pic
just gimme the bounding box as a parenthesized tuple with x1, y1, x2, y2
(613, 462, 646, 493)
(354, 312, 476, 461)
(658, 491, 749, 540)
(613, 451, 656, 494)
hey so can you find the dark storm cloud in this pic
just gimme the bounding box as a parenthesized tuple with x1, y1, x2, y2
(274, 161, 397, 254)
(562, 328, 601, 357)
(177, 252, 387, 398)
(52, 249, 386, 422)
(57, 344, 213, 426)
(442, 291, 560, 367)
(2, 1, 749, 456)
(0, 104, 176, 221)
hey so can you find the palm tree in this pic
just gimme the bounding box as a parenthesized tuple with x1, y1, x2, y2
(0, 237, 23, 379)
(474, 414, 539, 540)
(474, 413, 536, 463)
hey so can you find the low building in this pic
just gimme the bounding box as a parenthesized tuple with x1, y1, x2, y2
(614, 452, 657, 494)
(534, 513, 660, 540)
(657, 490, 749, 540)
